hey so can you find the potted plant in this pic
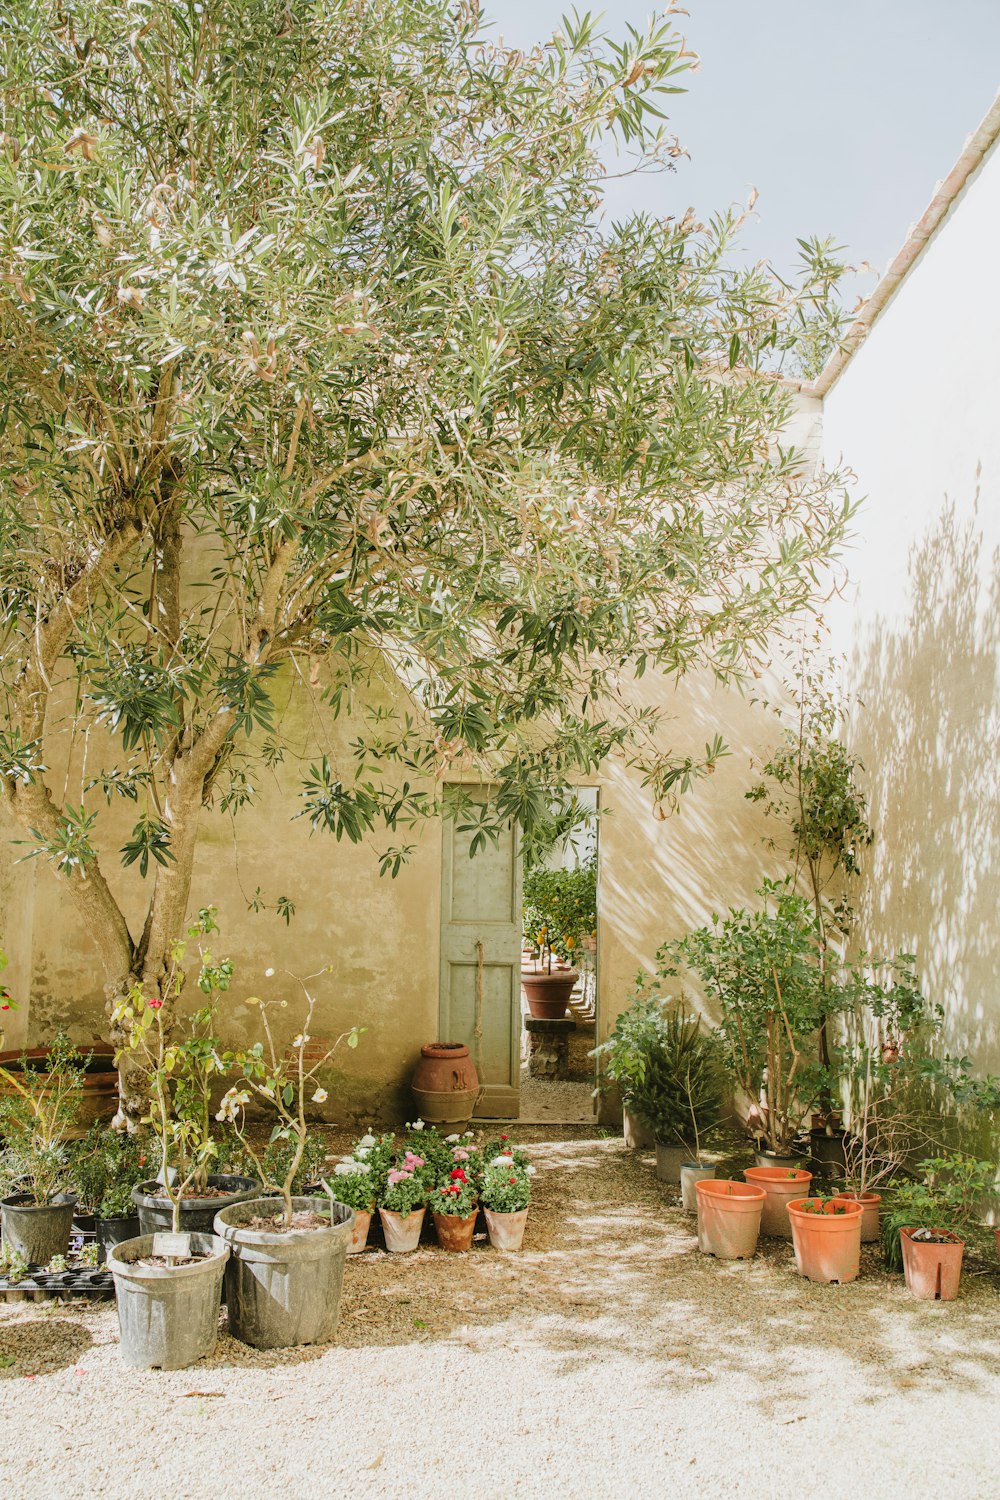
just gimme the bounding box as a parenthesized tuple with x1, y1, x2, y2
(695, 1179, 766, 1259)
(521, 863, 595, 1019)
(637, 1008, 725, 1186)
(378, 1152, 430, 1252)
(880, 1153, 996, 1300)
(213, 968, 362, 1348)
(743, 1164, 814, 1239)
(431, 1164, 479, 1252)
(787, 1194, 863, 1283)
(591, 993, 662, 1150)
(71, 1125, 150, 1262)
(661, 880, 833, 1167)
(0, 1031, 84, 1264)
(328, 1137, 380, 1254)
(480, 1154, 532, 1251)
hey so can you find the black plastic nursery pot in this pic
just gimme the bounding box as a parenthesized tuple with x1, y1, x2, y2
(1, 1193, 77, 1264)
(96, 1214, 142, 1264)
(213, 1196, 354, 1351)
(107, 1231, 230, 1370)
(132, 1175, 259, 1235)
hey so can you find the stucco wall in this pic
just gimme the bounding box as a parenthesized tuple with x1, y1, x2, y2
(822, 136, 1000, 1076)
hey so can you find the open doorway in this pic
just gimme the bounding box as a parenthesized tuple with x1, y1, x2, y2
(519, 789, 599, 1124)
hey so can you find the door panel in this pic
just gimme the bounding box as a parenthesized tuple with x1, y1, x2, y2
(440, 787, 521, 1118)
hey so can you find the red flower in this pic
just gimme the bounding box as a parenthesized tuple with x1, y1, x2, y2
(0, 1004, 9, 1012)
(148, 997, 163, 1010)
(500, 1134, 508, 1141)
(450, 1168, 467, 1182)
(509, 1176, 516, 1184)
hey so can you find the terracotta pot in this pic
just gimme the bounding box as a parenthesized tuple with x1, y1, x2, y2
(832, 1190, 881, 1243)
(0, 1044, 117, 1136)
(484, 1206, 528, 1251)
(743, 1167, 813, 1239)
(520, 969, 578, 1020)
(900, 1226, 964, 1301)
(410, 1042, 480, 1126)
(654, 1143, 687, 1185)
(432, 1208, 478, 1252)
(680, 1162, 715, 1213)
(347, 1207, 373, 1255)
(696, 1180, 765, 1259)
(379, 1206, 426, 1253)
(622, 1106, 654, 1150)
(787, 1197, 863, 1284)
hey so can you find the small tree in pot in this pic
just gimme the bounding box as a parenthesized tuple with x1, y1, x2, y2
(881, 1152, 996, 1299)
(661, 880, 835, 1162)
(213, 969, 364, 1348)
(0, 1032, 85, 1263)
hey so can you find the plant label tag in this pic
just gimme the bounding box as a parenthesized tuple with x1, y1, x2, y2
(152, 1233, 190, 1258)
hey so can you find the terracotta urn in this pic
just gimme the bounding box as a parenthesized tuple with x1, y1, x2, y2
(432, 1209, 478, 1252)
(743, 1166, 813, 1239)
(410, 1042, 480, 1126)
(520, 967, 578, 1020)
(787, 1197, 863, 1284)
(900, 1226, 964, 1300)
(696, 1180, 766, 1259)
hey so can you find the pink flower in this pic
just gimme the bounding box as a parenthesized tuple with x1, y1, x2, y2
(148, 997, 163, 1010)
(387, 1169, 412, 1187)
(403, 1151, 425, 1169)
(452, 1148, 470, 1161)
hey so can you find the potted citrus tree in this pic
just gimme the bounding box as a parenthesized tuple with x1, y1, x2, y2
(521, 862, 596, 1019)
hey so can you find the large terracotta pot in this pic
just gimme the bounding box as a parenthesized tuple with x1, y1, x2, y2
(0, 1044, 117, 1135)
(787, 1197, 863, 1284)
(379, 1206, 425, 1253)
(696, 1180, 765, 1259)
(483, 1207, 528, 1251)
(900, 1226, 964, 1300)
(743, 1166, 813, 1239)
(410, 1042, 480, 1126)
(520, 968, 578, 1020)
(832, 1190, 881, 1243)
(432, 1209, 478, 1252)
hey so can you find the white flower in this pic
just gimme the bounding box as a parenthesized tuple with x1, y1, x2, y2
(463, 1131, 474, 1139)
(334, 1160, 369, 1176)
(354, 1146, 370, 1158)
(292, 1033, 310, 1048)
(490, 1154, 515, 1167)
(358, 1134, 377, 1148)
(444, 1134, 460, 1143)
(408, 1119, 425, 1131)
(264, 967, 275, 978)
(526, 1165, 537, 1176)
(311, 1087, 328, 1104)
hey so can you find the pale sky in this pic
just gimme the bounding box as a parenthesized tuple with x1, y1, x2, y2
(487, 1, 1000, 280)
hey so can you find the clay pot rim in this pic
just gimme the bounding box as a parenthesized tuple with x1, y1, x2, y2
(520, 968, 579, 984)
(420, 1042, 470, 1058)
(787, 1197, 864, 1222)
(744, 1167, 813, 1185)
(833, 1190, 881, 1206)
(900, 1224, 964, 1247)
(696, 1180, 766, 1203)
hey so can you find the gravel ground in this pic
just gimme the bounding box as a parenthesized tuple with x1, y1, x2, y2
(3, 1129, 1000, 1500)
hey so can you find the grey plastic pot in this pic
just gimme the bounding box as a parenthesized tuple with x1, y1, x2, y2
(132, 1174, 259, 1235)
(654, 1143, 687, 1185)
(753, 1148, 808, 1172)
(622, 1106, 654, 1150)
(107, 1231, 229, 1370)
(1, 1192, 77, 1264)
(680, 1162, 716, 1213)
(214, 1196, 354, 1350)
(96, 1214, 141, 1264)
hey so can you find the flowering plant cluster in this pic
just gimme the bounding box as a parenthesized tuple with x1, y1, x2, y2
(480, 1159, 533, 1214)
(433, 1164, 478, 1218)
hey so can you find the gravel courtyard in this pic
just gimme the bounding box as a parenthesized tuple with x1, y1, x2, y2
(3, 1129, 999, 1500)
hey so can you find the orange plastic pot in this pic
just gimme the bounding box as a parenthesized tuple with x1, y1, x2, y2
(743, 1167, 813, 1239)
(832, 1191, 881, 1244)
(696, 1179, 766, 1259)
(900, 1227, 964, 1301)
(787, 1197, 863, 1284)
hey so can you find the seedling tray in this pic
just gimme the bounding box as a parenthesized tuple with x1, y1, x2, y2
(0, 1264, 114, 1301)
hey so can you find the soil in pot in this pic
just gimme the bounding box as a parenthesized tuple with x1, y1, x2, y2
(695, 1180, 765, 1259)
(680, 1162, 715, 1213)
(900, 1226, 965, 1301)
(132, 1174, 259, 1235)
(832, 1190, 881, 1243)
(483, 1207, 528, 1251)
(107, 1230, 229, 1370)
(432, 1209, 478, 1252)
(379, 1206, 426, 1253)
(1, 1193, 77, 1264)
(743, 1167, 813, 1239)
(214, 1196, 354, 1350)
(787, 1197, 863, 1284)
(654, 1143, 687, 1186)
(520, 968, 578, 1020)
(410, 1042, 480, 1126)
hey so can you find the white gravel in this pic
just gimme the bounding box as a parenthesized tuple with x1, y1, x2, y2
(2, 1132, 1000, 1500)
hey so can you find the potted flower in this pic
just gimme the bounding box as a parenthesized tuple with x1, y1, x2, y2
(212, 968, 363, 1348)
(328, 1137, 380, 1254)
(431, 1165, 479, 1252)
(695, 1179, 766, 1259)
(880, 1153, 996, 1301)
(0, 1031, 85, 1264)
(787, 1194, 864, 1283)
(480, 1154, 532, 1250)
(71, 1125, 150, 1261)
(379, 1153, 430, 1252)
(660, 880, 833, 1167)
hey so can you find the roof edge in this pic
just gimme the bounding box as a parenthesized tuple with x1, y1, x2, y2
(809, 86, 1000, 400)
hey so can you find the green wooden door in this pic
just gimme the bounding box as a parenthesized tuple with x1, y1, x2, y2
(440, 787, 522, 1118)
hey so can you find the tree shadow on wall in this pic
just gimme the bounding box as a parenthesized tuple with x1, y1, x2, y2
(849, 488, 1000, 1072)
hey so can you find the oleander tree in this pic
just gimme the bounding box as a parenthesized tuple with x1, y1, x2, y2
(0, 0, 852, 1121)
